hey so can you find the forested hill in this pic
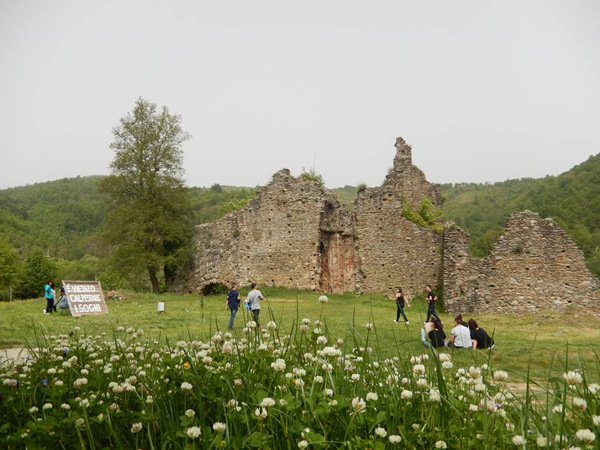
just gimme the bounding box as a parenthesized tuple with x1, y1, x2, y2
(441, 153, 600, 276)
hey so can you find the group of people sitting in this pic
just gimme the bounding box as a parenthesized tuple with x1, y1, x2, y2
(421, 314, 495, 350)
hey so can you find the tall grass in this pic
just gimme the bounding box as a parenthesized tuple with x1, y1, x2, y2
(1, 305, 598, 449)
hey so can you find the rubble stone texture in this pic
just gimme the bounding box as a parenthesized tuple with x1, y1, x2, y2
(178, 137, 599, 313)
(443, 211, 600, 314)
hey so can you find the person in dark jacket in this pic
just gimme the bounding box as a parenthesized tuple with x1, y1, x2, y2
(226, 283, 241, 330)
(393, 287, 410, 324)
(468, 319, 495, 349)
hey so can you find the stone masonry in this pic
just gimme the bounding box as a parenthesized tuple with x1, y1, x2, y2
(178, 137, 599, 314)
(443, 211, 600, 314)
(180, 137, 443, 296)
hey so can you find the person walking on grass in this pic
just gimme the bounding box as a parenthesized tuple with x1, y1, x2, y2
(425, 284, 440, 323)
(226, 283, 240, 330)
(246, 282, 263, 329)
(44, 280, 56, 314)
(393, 286, 410, 324)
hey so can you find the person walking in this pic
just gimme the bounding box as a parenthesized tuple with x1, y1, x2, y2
(393, 287, 410, 324)
(226, 283, 240, 330)
(246, 282, 264, 328)
(424, 284, 440, 323)
(44, 280, 55, 314)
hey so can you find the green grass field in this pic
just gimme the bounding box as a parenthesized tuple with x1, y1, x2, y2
(1, 289, 598, 381)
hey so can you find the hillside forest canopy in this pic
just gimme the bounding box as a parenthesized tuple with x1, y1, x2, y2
(0, 104, 597, 298)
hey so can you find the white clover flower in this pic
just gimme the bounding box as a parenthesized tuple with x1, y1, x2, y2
(493, 370, 509, 381)
(322, 346, 340, 357)
(314, 375, 324, 383)
(442, 361, 453, 370)
(75, 418, 85, 427)
(295, 379, 305, 389)
(536, 436, 547, 447)
(413, 364, 426, 375)
(246, 321, 257, 328)
(302, 318, 311, 325)
(181, 382, 192, 391)
(298, 440, 309, 449)
(73, 378, 88, 388)
(563, 371, 583, 385)
(260, 397, 276, 408)
(324, 388, 334, 397)
(587, 383, 599, 395)
(318, 295, 328, 304)
(271, 358, 286, 372)
(469, 404, 479, 412)
(47, 368, 57, 375)
(366, 392, 378, 401)
(227, 399, 239, 409)
(266, 321, 277, 331)
(374, 427, 387, 438)
(474, 383, 487, 393)
(575, 429, 595, 444)
(401, 390, 413, 400)
(572, 397, 587, 411)
(61, 403, 70, 410)
(365, 322, 374, 331)
(316, 335, 328, 345)
(350, 397, 366, 415)
(97, 413, 104, 422)
(146, 396, 153, 404)
(213, 422, 226, 433)
(351, 373, 360, 382)
(593, 415, 600, 426)
(435, 441, 447, 449)
(131, 423, 142, 434)
(438, 353, 451, 362)
(186, 426, 201, 439)
(29, 406, 39, 413)
(389, 435, 402, 444)
(255, 407, 268, 420)
(429, 389, 441, 403)
(552, 405, 563, 414)
(43, 403, 53, 410)
(416, 378, 428, 389)
(401, 377, 410, 385)
(185, 409, 195, 418)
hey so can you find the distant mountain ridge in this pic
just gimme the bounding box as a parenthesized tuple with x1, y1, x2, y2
(1, 153, 598, 278)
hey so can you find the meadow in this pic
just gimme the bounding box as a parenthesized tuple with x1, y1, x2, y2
(1, 290, 599, 448)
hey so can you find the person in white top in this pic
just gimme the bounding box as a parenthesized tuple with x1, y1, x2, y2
(449, 314, 473, 349)
(245, 282, 264, 328)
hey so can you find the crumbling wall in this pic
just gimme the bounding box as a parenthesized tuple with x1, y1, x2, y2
(182, 169, 329, 292)
(443, 211, 600, 314)
(319, 198, 355, 293)
(354, 137, 443, 297)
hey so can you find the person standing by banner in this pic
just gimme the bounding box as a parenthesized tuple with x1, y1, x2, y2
(44, 280, 56, 314)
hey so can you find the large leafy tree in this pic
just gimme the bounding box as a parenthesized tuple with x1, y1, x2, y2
(0, 241, 19, 297)
(18, 249, 56, 299)
(100, 98, 193, 293)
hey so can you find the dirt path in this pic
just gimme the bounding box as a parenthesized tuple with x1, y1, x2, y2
(0, 347, 37, 365)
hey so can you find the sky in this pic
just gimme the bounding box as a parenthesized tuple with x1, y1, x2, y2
(1, 0, 599, 190)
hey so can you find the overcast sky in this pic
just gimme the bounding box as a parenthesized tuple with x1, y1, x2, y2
(1, 0, 599, 190)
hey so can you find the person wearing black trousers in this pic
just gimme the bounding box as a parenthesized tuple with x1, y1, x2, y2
(425, 284, 440, 323)
(393, 287, 410, 324)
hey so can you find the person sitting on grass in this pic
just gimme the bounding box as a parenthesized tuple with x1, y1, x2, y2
(468, 319, 495, 349)
(57, 287, 70, 312)
(427, 319, 446, 348)
(449, 314, 472, 349)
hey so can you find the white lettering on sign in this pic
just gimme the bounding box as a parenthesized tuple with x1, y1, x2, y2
(62, 280, 108, 317)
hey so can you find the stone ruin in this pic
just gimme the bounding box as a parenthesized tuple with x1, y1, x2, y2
(443, 211, 600, 314)
(178, 137, 599, 313)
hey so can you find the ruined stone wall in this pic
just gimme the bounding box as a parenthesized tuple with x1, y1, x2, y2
(354, 137, 443, 297)
(443, 211, 600, 314)
(182, 169, 328, 292)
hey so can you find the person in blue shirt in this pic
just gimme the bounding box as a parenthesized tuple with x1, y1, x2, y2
(44, 281, 56, 314)
(226, 283, 241, 330)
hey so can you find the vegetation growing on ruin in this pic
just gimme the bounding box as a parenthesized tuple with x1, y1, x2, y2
(402, 196, 444, 233)
(300, 167, 325, 188)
